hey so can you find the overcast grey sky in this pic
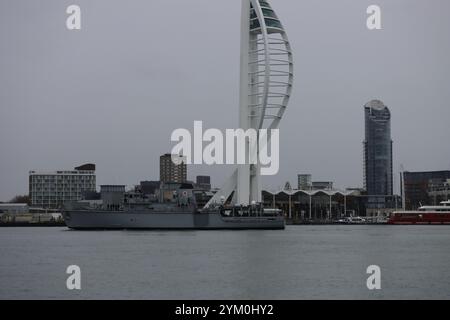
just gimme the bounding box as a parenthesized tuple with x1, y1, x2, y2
(1, 0, 450, 201)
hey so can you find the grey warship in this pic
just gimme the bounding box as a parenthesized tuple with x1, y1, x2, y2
(62, 183, 285, 230)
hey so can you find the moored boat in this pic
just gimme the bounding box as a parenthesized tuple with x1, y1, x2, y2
(388, 201, 450, 225)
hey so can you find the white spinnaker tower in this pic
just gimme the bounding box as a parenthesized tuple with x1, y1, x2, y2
(205, 0, 293, 207)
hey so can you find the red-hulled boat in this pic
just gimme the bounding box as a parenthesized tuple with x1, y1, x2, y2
(388, 201, 450, 225)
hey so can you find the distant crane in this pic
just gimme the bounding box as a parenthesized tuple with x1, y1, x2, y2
(400, 163, 405, 209)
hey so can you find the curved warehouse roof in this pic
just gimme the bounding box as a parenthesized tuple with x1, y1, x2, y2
(262, 189, 359, 197)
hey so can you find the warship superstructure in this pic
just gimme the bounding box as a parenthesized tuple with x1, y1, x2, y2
(62, 183, 284, 230)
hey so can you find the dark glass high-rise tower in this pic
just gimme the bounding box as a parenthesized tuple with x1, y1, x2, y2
(363, 100, 393, 196)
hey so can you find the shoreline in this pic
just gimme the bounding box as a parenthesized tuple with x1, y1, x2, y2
(0, 222, 66, 227)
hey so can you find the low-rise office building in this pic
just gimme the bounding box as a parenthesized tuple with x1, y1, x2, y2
(29, 163, 96, 209)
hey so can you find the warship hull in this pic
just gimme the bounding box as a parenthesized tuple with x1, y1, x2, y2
(63, 210, 285, 230)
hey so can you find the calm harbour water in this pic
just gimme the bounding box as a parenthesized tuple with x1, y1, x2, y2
(0, 225, 449, 299)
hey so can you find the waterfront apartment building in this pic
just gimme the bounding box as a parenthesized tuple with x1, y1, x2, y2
(29, 164, 96, 209)
(159, 154, 187, 184)
(363, 100, 393, 199)
(403, 170, 450, 209)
